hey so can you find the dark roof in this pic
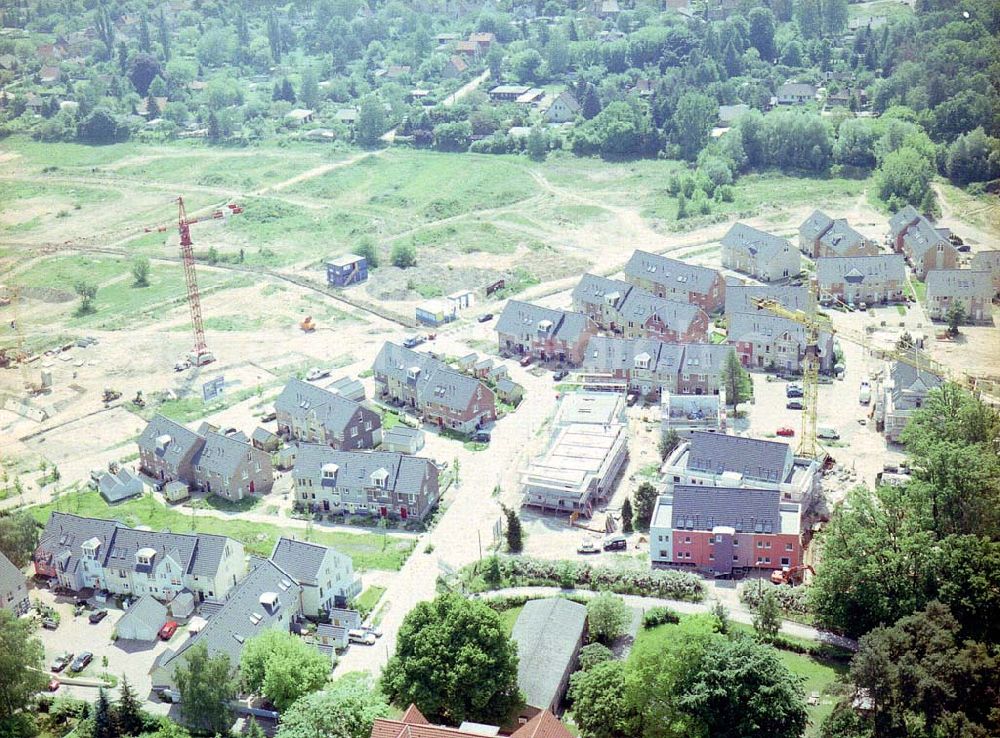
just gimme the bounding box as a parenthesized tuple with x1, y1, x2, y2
(816, 255, 906, 285)
(154, 558, 301, 675)
(97, 467, 144, 503)
(189, 534, 234, 578)
(37, 512, 121, 575)
(275, 378, 367, 434)
(373, 343, 490, 413)
(270, 537, 345, 586)
(970, 251, 1000, 274)
(496, 301, 594, 345)
(624, 250, 721, 295)
(511, 598, 587, 711)
(0, 551, 25, 597)
(105, 526, 198, 575)
(721, 223, 793, 263)
(617, 290, 704, 333)
(890, 361, 943, 403)
(671, 485, 782, 533)
(725, 284, 811, 316)
(582, 336, 685, 374)
(137, 414, 204, 462)
(193, 431, 257, 479)
(888, 205, 920, 239)
(572, 273, 632, 309)
(116, 594, 167, 636)
(292, 443, 433, 497)
(251, 427, 278, 443)
(925, 269, 992, 300)
(902, 217, 951, 260)
(686, 431, 791, 483)
(800, 209, 834, 242)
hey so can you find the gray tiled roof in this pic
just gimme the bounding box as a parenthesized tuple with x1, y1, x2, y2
(888, 205, 920, 239)
(725, 284, 811, 316)
(572, 274, 632, 309)
(816, 255, 906, 285)
(902, 217, 950, 260)
(671, 485, 781, 533)
(721, 223, 793, 262)
(496, 301, 594, 344)
(819, 219, 866, 256)
(624, 250, 721, 295)
(193, 431, 254, 479)
(105, 527, 198, 575)
(275, 379, 366, 435)
(116, 594, 167, 636)
(681, 343, 735, 372)
(925, 269, 992, 300)
(251, 427, 277, 444)
(890, 361, 943, 403)
(582, 336, 682, 374)
(292, 443, 432, 497)
(687, 431, 791, 483)
(98, 467, 145, 503)
(511, 598, 587, 710)
(718, 103, 749, 124)
(799, 209, 834, 243)
(970, 251, 1000, 275)
(37, 512, 121, 575)
(154, 558, 301, 675)
(137, 414, 204, 462)
(727, 312, 805, 343)
(383, 426, 422, 443)
(374, 342, 489, 413)
(270, 537, 337, 586)
(777, 82, 815, 97)
(617, 290, 704, 333)
(496, 378, 520, 393)
(0, 551, 25, 598)
(189, 534, 233, 578)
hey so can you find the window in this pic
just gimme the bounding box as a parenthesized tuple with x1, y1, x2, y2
(732, 539, 739, 547)
(780, 557, 791, 566)
(756, 541, 763, 548)
(708, 553, 714, 561)
(765, 541, 771, 549)
(684, 536, 691, 543)
(764, 557, 771, 564)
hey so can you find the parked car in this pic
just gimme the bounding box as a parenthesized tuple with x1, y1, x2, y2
(519, 355, 533, 367)
(402, 335, 424, 349)
(859, 381, 871, 405)
(786, 399, 804, 410)
(785, 384, 804, 398)
(817, 427, 841, 440)
(471, 430, 491, 443)
(305, 366, 330, 381)
(50, 653, 73, 673)
(158, 620, 178, 640)
(362, 624, 383, 638)
(577, 540, 599, 554)
(70, 652, 93, 673)
(47, 678, 61, 692)
(348, 629, 376, 646)
(626, 393, 639, 407)
(776, 427, 795, 437)
(157, 688, 181, 704)
(553, 369, 568, 381)
(41, 617, 59, 630)
(88, 609, 108, 624)
(173, 359, 190, 372)
(602, 535, 627, 552)
(477, 313, 494, 323)
(261, 408, 277, 422)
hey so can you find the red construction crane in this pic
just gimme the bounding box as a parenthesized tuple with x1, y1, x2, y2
(175, 197, 243, 367)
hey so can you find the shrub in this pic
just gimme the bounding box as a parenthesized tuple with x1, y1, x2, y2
(642, 606, 680, 629)
(739, 581, 810, 616)
(577, 643, 614, 670)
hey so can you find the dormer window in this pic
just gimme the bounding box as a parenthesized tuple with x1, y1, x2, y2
(135, 547, 157, 567)
(371, 468, 389, 488)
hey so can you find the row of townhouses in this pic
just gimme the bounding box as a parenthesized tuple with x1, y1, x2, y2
(137, 415, 274, 501)
(275, 378, 382, 450)
(495, 300, 598, 365)
(798, 210, 878, 259)
(720, 223, 801, 283)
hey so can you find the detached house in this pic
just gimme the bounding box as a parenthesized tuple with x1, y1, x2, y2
(34, 512, 246, 603)
(776, 82, 816, 104)
(889, 206, 957, 279)
(650, 486, 801, 575)
(875, 362, 943, 442)
(269, 537, 361, 617)
(291, 444, 440, 521)
(799, 211, 877, 258)
(925, 269, 993, 323)
(373, 343, 496, 434)
(720, 223, 801, 283)
(543, 90, 581, 123)
(727, 312, 834, 373)
(496, 301, 598, 365)
(816, 254, 907, 306)
(275, 379, 382, 450)
(624, 250, 726, 313)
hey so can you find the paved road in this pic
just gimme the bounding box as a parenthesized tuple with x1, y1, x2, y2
(482, 586, 859, 652)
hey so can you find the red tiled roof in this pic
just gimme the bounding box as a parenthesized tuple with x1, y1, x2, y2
(510, 712, 573, 738)
(401, 705, 429, 725)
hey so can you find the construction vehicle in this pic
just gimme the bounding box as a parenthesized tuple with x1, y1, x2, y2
(771, 564, 816, 586)
(132, 391, 145, 408)
(300, 315, 316, 332)
(102, 388, 122, 406)
(753, 287, 997, 459)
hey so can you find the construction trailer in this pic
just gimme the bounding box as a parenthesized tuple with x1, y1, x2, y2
(325, 254, 368, 287)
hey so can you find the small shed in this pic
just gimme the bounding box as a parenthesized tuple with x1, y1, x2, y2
(276, 445, 298, 470)
(457, 353, 479, 372)
(115, 594, 167, 642)
(251, 427, 280, 453)
(98, 468, 146, 504)
(473, 357, 494, 378)
(447, 289, 475, 311)
(326, 254, 368, 287)
(489, 364, 509, 382)
(382, 426, 425, 455)
(327, 376, 366, 402)
(169, 590, 195, 619)
(163, 480, 190, 503)
(415, 299, 457, 326)
(285, 108, 315, 125)
(496, 378, 524, 406)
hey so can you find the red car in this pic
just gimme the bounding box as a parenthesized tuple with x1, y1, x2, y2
(776, 427, 795, 437)
(47, 678, 60, 692)
(519, 355, 533, 367)
(158, 621, 178, 640)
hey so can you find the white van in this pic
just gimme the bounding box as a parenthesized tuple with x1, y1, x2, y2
(817, 427, 840, 440)
(859, 381, 871, 405)
(348, 629, 376, 646)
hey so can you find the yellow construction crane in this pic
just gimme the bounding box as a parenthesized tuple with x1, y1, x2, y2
(752, 295, 995, 459)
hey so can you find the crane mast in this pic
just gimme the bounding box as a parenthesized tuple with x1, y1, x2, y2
(177, 197, 212, 366)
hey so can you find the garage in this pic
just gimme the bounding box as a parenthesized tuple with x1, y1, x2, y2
(114, 594, 168, 642)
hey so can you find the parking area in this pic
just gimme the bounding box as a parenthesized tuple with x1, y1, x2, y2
(30, 583, 176, 713)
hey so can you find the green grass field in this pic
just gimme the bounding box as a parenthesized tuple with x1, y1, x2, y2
(31, 490, 415, 571)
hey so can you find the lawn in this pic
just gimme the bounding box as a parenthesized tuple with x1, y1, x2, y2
(30, 491, 415, 571)
(498, 604, 524, 636)
(353, 585, 387, 618)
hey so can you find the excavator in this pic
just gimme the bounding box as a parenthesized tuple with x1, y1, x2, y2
(771, 564, 815, 586)
(299, 315, 316, 332)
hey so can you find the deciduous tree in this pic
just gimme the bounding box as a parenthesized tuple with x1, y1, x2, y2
(633, 482, 658, 531)
(275, 674, 389, 738)
(586, 592, 630, 644)
(174, 643, 236, 733)
(0, 512, 39, 567)
(240, 629, 330, 711)
(0, 610, 47, 723)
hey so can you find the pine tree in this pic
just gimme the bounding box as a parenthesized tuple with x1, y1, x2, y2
(280, 78, 295, 103)
(138, 14, 151, 53)
(267, 12, 281, 63)
(115, 677, 144, 736)
(145, 94, 160, 119)
(207, 111, 221, 143)
(157, 10, 170, 61)
(581, 84, 601, 120)
(484, 555, 502, 588)
(504, 507, 523, 553)
(245, 718, 266, 738)
(621, 498, 634, 533)
(94, 688, 118, 738)
(676, 193, 688, 219)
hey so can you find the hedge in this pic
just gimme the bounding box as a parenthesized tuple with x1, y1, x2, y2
(739, 580, 811, 616)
